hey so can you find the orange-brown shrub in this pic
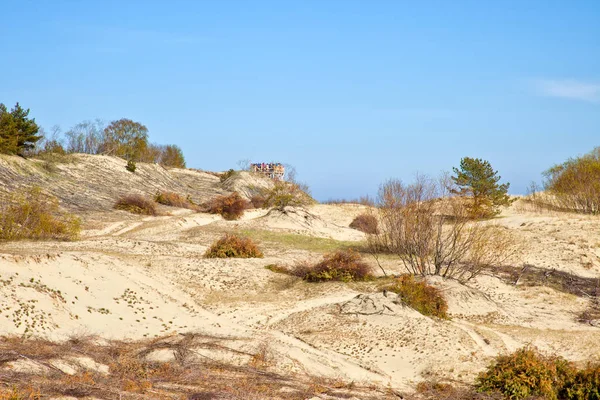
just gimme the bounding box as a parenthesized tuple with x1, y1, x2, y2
(204, 234, 264, 258)
(155, 191, 199, 211)
(0, 186, 80, 241)
(293, 249, 373, 282)
(476, 347, 574, 400)
(385, 275, 448, 319)
(114, 194, 157, 216)
(203, 192, 249, 220)
(349, 213, 379, 234)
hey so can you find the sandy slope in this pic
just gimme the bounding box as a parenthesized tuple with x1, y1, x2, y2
(1, 156, 600, 395)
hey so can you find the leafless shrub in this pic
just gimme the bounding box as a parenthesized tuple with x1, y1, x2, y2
(367, 174, 519, 281)
(155, 191, 200, 211)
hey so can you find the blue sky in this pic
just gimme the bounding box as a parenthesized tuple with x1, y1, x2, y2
(1, 1, 599, 200)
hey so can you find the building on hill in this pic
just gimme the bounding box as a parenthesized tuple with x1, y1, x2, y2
(251, 162, 285, 179)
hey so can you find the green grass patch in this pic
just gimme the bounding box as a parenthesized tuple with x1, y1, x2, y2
(239, 229, 363, 253)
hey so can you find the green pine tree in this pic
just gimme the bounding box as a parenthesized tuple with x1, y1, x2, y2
(451, 157, 513, 218)
(0, 102, 41, 155)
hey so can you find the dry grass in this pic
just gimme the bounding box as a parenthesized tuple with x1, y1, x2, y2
(0, 186, 80, 241)
(114, 194, 158, 216)
(204, 234, 264, 258)
(0, 334, 394, 400)
(202, 192, 249, 220)
(292, 249, 373, 282)
(154, 191, 200, 211)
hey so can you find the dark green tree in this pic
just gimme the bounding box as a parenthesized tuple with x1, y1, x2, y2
(451, 157, 512, 218)
(101, 118, 148, 161)
(0, 103, 41, 155)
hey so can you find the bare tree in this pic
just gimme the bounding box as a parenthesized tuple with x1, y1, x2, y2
(368, 173, 518, 282)
(64, 119, 104, 154)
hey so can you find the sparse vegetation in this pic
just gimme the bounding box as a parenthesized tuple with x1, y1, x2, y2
(154, 191, 199, 211)
(220, 168, 237, 182)
(368, 175, 519, 281)
(292, 249, 373, 282)
(541, 147, 600, 214)
(0, 334, 390, 399)
(384, 275, 449, 319)
(114, 194, 157, 216)
(204, 234, 264, 258)
(203, 192, 249, 220)
(349, 213, 379, 234)
(0, 186, 80, 241)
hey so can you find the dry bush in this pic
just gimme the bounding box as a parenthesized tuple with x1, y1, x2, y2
(543, 147, 600, 214)
(114, 194, 157, 215)
(204, 234, 264, 258)
(155, 191, 199, 211)
(368, 174, 519, 281)
(292, 249, 373, 282)
(0, 186, 80, 241)
(202, 192, 249, 220)
(349, 213, 379, 234)
(250, 193, 267, 209)
(385, 275, 449, 319)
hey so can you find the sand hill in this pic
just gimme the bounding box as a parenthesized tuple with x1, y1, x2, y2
(0, 154, 599, 399)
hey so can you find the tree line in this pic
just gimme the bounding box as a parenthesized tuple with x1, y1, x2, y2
(0, 102, 186, 168)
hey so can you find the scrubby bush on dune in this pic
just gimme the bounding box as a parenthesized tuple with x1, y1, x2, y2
(0, 186, 80, 241)
(477, 346, 600, 400)
(114, 194, 157, 216)
(384, 275, 448, 319)
(203, 192, 249, 220)
(349, 213, 379, 234)
(293, 249, 373, 282)
(155, 191, 199, 211)
(259, 180, 314, 210)
(220, 168, 237, 183)
(542, 147, 600, 214)
(204, 234, 263, 258)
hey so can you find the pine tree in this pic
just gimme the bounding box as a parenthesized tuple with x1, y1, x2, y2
(0, 103, 41, 155)
(451, 157, 512, 218)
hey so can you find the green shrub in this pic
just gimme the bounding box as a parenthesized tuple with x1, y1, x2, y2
(562, 364, 600, 399)
(204, 234, 263, 258)
(203, 192, 249, 220)
(385, 275, 448, 318)
(349, 213, 379, 234)
(0, 187, 80, 241)
(292, 249, 373, 282)
(154, 191, 199, 211)
(476, 347, 574, 400)
(126, 160, 136, 173)
(259, 180, 314, 210)
(114, 194, 157, 215)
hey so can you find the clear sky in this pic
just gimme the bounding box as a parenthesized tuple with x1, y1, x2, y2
(2, 1, 599, 201)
